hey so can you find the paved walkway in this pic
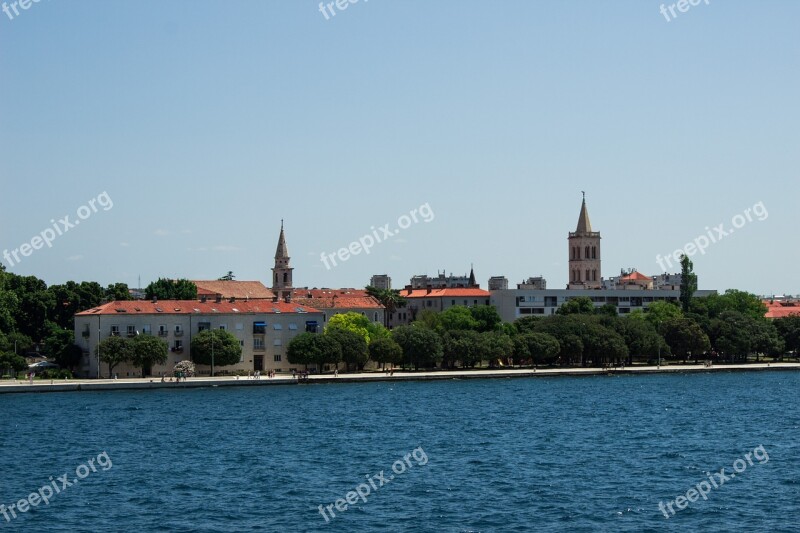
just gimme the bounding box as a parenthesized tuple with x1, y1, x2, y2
(2, 362, 798, 394)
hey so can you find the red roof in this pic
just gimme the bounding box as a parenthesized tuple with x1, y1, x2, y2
(763, 300, 800, 319)
(292, 288, 383, 310)
(192, 280, 275, 299)
(76, 300, 320, 316)
(619, 271, 652, 282)
(400, 288, 491, 298)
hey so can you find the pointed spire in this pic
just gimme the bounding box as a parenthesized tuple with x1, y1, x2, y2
(575, 193, 593, 234)
(469, 264, 476, 287)
(275, 220, 289, 259)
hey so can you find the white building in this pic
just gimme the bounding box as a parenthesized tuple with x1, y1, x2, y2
(74, 299, 324, 378)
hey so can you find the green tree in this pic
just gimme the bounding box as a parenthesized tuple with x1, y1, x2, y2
(312, 335, 342, 370)
(704, 290, 767, 321)
(557, 297, 595, 316)
(368, 337, 403, 369)
(392, 325, 443, 370)
(145, 278, 198, 300)
(105, 283, 132, 301)
(328, 312, 372, 343)
(0, 352, 27, 376)
(643, 301, 683, 329)
(595, 303, 618, 317)
(615, 317, 662, 363)
(439, 307, 479, 333)
(287, 333, 316, 368)
(442, 329, 482, 369)
(679, 254, 697, 313)
(190, 329, 242, 371)
(130, 334, 168, 376)
(97, 336, 134, 377)
(470, 306, 502, 332)
(516, 332, 560, 366)
(774, 316, 800, 355)
(42, 324, 83, 371)
(480, 331, 514, 368)
(326, 327, 368, 371)
(663, 318, 710, 362)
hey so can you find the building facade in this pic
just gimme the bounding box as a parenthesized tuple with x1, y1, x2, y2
(567, 195, 601, 289)
(491, 288, 717, 322)
(74, 299, 324, 378)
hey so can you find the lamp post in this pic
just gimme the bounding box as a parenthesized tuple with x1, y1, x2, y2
(211, 329, 215, 378)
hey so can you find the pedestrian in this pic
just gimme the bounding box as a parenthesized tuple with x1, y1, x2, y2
(334, 369, 338, 377)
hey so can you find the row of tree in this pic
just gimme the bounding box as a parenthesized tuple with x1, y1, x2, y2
(96, 329, 242, 377)
(286, 290, 800, 371)
(0, 264, 202, 372)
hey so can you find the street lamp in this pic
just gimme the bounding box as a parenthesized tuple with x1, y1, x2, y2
(211, 330, 215, 377)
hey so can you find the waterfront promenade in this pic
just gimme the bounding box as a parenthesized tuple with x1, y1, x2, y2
(1, 362, 798, 394)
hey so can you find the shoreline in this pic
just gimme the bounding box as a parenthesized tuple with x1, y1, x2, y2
(1, 362, 798, 395)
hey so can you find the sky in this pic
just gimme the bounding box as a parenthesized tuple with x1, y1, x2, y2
(1, 0, 798, 296)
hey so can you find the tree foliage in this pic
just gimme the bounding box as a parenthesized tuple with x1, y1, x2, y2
(145, 278, 198, 300)
(190, 329, 242, 368)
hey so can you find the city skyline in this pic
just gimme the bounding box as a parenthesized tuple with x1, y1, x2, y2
(2, 2, 797, 296)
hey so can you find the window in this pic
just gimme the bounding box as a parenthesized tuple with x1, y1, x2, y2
(127, 325, 136, 337)
(283, 273, 288, 283)
(288, 323, 298, 330)
(274, 354, 282, 362)
(274, 339, 282, 346)
(253, 321, 266, 334)
(585, 246, 590, 258)
(474, 300, 478, 305)
(254, 338, 265, 350)
(175, 325, 183, 336)
(374, 312, 378, 321)
(451, 300, 456, 306)
(586, 269, 590, 282)
(198, 322, 210, 332)
(235, 323, 244, 331)
(427, 301, 432, 307)
(158, 325, 168, 337)
(219, 324, 227, 330)
(592, 246, 597, 259)
(142, 324, 151, 335)
(111, 325, 120, 337)
(273, 323, 282, 330)
(173, 340, 183, 352)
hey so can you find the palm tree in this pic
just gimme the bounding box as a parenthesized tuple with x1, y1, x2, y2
(366, 286, 408, 327)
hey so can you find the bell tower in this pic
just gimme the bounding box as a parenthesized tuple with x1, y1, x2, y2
(272, 220, 294, 300)
(567, 193, 601, 289)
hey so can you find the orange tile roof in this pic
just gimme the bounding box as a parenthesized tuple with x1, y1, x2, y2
(76, 300, 320, 316)
(763, 301, 800, 319)
(400, 288, 491, 298)
(619, 271, 652, 281)
(192, 280, 275, 299)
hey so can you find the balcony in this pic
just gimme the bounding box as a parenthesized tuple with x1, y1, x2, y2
(82, 330, 90, 338)
(174, 330, 184, 337)
(110, 330, 120, 337)
(158, 330, 168, 337)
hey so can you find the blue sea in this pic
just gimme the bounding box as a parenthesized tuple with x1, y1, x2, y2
(1, 371, 798, 532)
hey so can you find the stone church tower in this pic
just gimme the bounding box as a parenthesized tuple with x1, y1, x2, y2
(272, 221, 294, 300)
(567, 194, 601, 289)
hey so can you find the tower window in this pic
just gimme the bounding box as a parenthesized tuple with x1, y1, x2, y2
(585, 246, 590, 259)
(283, 272, 288, 283)
(592, 246, 597, 259)
(586, 269, 590, 282)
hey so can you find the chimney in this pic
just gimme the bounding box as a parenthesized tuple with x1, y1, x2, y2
(229, 296, 236, 303)
(215, 294, 222, 303)
(200, 295, 207, 303)
(427, 287, 432, 294)
(152, 297, 157, 303)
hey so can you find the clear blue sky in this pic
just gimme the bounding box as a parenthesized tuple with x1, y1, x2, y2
(1, 1, 798, 296)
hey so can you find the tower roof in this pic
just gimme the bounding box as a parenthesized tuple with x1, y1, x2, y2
(275, 220, 289, 259)
(575, 195, 593, 234)
(469, 264, 476, 287)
